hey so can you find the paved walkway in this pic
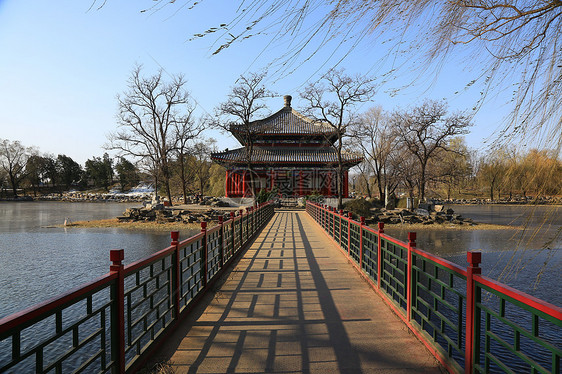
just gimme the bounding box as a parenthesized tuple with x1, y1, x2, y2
(151, 211, 444, 373)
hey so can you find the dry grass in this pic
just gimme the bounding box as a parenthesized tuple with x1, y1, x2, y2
(64, 218, 202, 232)
(370, 222, 518, 231)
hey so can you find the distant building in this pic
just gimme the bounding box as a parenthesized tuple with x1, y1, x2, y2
(211, 95, 363, 198)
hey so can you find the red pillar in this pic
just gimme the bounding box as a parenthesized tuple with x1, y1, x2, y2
(242, 171, 247, 197)
(236, 173, 241, 196)
(225, 170, 230, 197)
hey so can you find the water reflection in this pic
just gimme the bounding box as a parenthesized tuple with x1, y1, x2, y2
(0, 202, 198, 318)
(382, 204, 561, 306)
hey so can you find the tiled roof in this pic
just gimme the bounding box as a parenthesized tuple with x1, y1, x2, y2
(211, 146, 363, 165)
(230, 107, 335, 135)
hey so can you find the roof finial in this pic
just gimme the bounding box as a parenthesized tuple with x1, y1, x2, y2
(284, 95, 292, 108)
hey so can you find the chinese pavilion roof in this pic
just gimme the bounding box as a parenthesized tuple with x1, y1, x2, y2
(211, 146, 363, 166)
(230, 95, 337, 144)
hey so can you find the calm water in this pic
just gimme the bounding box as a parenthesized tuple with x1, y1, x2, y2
(0, 202, 198, 318)
(384, 204, 562, 306)
(0, 202, 560, 373)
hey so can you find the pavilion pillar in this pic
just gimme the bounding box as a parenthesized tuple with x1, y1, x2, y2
(270, 169, 275, 192)
(327, 171, 332, 196)
(298, 170, 303, 196)
(242, 171, 247, 197)
(225, 170, 230, 197)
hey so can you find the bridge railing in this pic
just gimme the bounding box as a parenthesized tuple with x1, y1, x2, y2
(0, 202, 274, 374)
(306, 201, 561, 374)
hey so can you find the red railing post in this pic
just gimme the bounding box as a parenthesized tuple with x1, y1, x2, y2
(171, 231, 180, 319)
(466, 251, 482, 374)
(109, 249, 125, 374)
(347, 212, 352, 255)
(407, 232, 416, 322)
(359, 216, 365, 269)
(201, 222, 208, 288)
(218, 216, 224, 267)
(377, 222, 384, 289)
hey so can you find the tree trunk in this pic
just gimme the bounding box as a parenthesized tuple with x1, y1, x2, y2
(9, 172, 18, 197)
(362, 173, 372, 198)
(179, 154, 188, 204)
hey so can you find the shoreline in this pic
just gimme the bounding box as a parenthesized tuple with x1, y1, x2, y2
(64, 218, 202, 232)
(377, 222, 518, 231)
(64, 217, 515, 232)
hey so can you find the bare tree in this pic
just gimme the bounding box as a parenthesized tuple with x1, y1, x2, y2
(392, 100, 471, 202)
(175, 108, 202, 204)
(107, 65, 201, 206)
(139, 0, 562, 149)
(478, 150, 508, 201)
(429, 137, 473, 200)
(0, 139, 33, 197)
(213, 72, 272, 199)
(351, 106, 401, 202)
(301, 69, 376, 209)
(192, 139, 217, 196)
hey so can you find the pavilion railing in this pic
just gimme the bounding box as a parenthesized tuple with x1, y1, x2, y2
(306, 201, 561, 374)
(0, 202, 274, 374)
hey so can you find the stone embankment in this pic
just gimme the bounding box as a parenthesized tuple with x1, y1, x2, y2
(365, 206, 476, 226)
(119, 206, 232, 224)
(38, 192, 148, 202)
(435, 196, 562, 205)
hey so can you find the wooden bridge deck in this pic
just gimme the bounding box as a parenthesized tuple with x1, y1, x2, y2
(149, 210, 445, 373)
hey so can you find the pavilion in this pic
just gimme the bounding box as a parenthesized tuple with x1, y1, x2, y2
(211, 95, 363, 198)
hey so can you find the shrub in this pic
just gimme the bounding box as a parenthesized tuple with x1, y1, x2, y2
(343, 198, 372, 218)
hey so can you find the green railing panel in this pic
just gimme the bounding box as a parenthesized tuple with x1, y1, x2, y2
(179, 239, 204, 311)
(474, 282, 562, 374)
(380, 238, 407, 313)
(349, 222, 361, 264)
(411, 253, 467, 371)
(207, 229, 222, 281)
(0, 281, 115, 373)
(124, 255, 174, 368)
(361, 229, 378, 282)
(223, 220, 234, 262)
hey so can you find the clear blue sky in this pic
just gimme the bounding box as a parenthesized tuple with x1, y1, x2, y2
(0, 0, 508, 165)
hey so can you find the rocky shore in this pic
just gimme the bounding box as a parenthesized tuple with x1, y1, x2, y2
(364, 206, 476, 226)
(119, 206, 233, 224)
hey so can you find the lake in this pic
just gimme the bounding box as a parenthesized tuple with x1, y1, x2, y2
(0, 202, 560, 319)
(384, 204, 561, 306)
(0, 201, 198, 318)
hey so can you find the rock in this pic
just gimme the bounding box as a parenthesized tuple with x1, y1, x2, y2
(415, 208, 430, 217)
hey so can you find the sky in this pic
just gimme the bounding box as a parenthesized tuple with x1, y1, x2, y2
(0, 0, 512, 165)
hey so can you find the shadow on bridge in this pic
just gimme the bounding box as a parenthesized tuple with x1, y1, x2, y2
(147, 211, 444, 373)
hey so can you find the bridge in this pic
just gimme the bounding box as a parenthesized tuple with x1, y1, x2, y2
(0, 202, 560, 373)
(147, 210, 442, 373)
